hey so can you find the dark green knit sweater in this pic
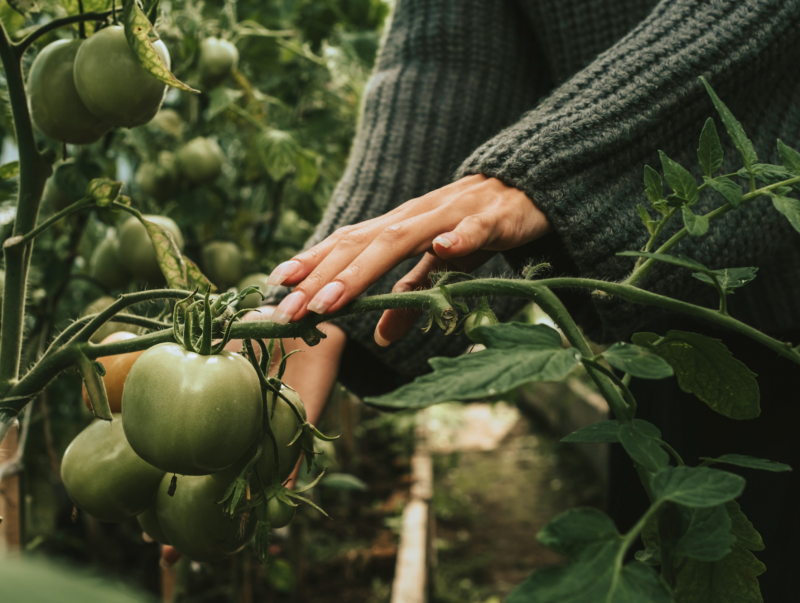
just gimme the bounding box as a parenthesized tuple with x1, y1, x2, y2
(268, 0, 800, 396)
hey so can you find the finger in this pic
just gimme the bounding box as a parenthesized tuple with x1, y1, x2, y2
(431, 212, 499, 260)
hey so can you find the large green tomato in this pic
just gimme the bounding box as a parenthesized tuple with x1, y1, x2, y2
(81, 296, 138, 344)
(198, 38, 239, 85)
(202, 241, 244, 291)
(89, 234, 131, 290)
(137, 505, 171, 545)
(136, 151, 180, 202)
(118, 215, 183, 283)
(237, 273, 270, 309)
(212, 385, 306, 485)
(27, 39, 111, 144)
(176, 137, 224, 183)
(122, 342, 263, 475)
(61, 416, 164, 522)
(155, 474, 256, 562)
(74, 26, 170, 128)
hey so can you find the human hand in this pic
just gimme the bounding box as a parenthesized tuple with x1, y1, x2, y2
(265, 175, 550, 344)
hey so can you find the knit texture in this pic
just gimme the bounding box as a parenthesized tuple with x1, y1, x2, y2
(267, 0, 800, 396)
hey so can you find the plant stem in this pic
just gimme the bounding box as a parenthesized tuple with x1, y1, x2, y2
(8, 198, 91, 247)
(659, 440, 685, 466)
(15, 10, 116, 54)
(583, 358, 637, 415)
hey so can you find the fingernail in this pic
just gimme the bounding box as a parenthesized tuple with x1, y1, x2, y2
(374, 325, 390, 347)
(267, 261, 301, 286)
(307, 281, 346, 314)
(271, 291, 306, 324)
(433, 234, 455, 249)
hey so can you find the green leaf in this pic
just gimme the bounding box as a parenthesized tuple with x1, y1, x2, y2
(673, 505, 735, 562)
(122, 0, 198, 93)
(294, 150, 319, 192)
(637, 205, 657, 235)
(618, 250, 711, 274)
(258, 130, 298, 181)
(771, 194, 800, 234)
(700, 76, 758, 170)
(701, 453, 792, 473)
(8, 0, 41, 17)
(204, 87, 245, 120)
(632, 331, 760, 420)
(659, 151, 699, 204)
(469, 322, 563, 349)
(644, 165, 664, 203)
(536, 508, 619, 556)
(618, 423, 669, 473)
(682, 206, 709, 236)
(777, 139, 800, 175)
(562, 419, 661, 444)
(140, 216, 215, 291)
(86, 178, 122, 207)
(651, 466, 745, 508)
(726, 500, 764, 551)
(320, 473, 368, 491)
(603, 342, 674, 379)
(697, 118, 723, 177)
(702, 175, 742, 207)
(0, 161, 19, 180)
(692, 266, 757, 294)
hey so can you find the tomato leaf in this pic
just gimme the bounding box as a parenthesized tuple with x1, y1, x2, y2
(468, 322, 563, 349)
(637, 204, 657, 234)
(86, 178, 122, 207)
(618, 250, 711, 274)
(320, 473, 368, 491)
(697, 117, 723, 177)
(603, 342, 674, 379)
(7, 0, 41, 17)
(0, 161, 19, 180)
(659, 150, 699, 205)
(770, 193, 800, 234)
(692, 266, 757, 294)
(644, 165, 664, 204)
(777, 139, 800, 175)
(632, 330, 760, 420)
(703, 175, 742, 207)
(682, 206, 709, 236)
(75, 350, 112, 421)
(140, 216, 215, 291)
(651, 466, 745, 508)
(561, 419, 661, 443)
(258, 129, 298, 181)
(701, 453, 792, 473)
(618, 423, 669, 473)
(122, 0, 198, 93)
(673, 504, 735, 562)
(700, 76, 758, 170)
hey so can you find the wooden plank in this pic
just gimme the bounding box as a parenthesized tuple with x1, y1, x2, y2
(0, 421, 21, 555)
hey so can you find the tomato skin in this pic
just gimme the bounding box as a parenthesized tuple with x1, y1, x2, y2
(27, 39, 111, 144)
(118, 215, 184, 283)
(137, 505, 171, 545)
(149, 109, 184, 138)
(199, 38, 239, 82)
(237, 273, 270, 309)
(74, 26, 170, 128)
(81, 296, 139, 344)
(89, 234, 131, 290)
(61, 415, 164, 522)
(82, 332, 143, 413)
(155, 474, 256, 562)
(202, 241, 244, 291)
(176, 137, 224, 183)
(122, 343, 263, 476)
(266, 497, 296, 529)
(136, 151, 180, 202)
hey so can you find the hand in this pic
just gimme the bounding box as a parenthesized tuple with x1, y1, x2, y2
(265, 175, 550, 344)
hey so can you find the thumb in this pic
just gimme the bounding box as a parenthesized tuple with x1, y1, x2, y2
(432, 213, 496, 259)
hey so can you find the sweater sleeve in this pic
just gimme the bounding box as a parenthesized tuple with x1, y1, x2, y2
(266, 0, 551, 396)
(456, 0, 800, 342)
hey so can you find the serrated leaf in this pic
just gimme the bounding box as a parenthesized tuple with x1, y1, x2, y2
(618, 250, 711, 274)
(618, 423, 669, 473)
(703, 175, 742, 207)
(320, 473, 368, 491)
(204, 87, 245, 120)
(123, 0, 198, 93)
(603, 342, 674, 379)
(771, 194, 800, 234)
(682, 206, 709, 236)
(258, 130, 298, 181)
(652, 466, 745, 507)
(701, 454, 792, 473)
(700, 76, 758, 170)
(697, 118, 723, 177)
(637, 204, 656, 234)
(562, 419, 661, 444)
(674, 541, 765, 603)
(632, 331, 760, 420)
(778, 139, 800, 175)
(536, 508, 619, 556)
(660, 151, 699, 204)
(674, 505, 735, 562)
(140, 216, 214, 291)
(644, 165, 664, 204)
(726, 500, 764, 551)
(0, 161, 19, 180)
(692, 266, 757, 294)
(469, 322, 563, 349)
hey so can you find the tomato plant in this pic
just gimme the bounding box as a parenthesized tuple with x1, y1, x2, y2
(81, 331, 143, 413)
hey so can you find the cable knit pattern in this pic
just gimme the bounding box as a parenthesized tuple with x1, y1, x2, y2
(268, 0, 800, 395)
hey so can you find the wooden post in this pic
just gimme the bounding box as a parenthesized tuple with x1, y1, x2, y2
(0, 420, 21, 555)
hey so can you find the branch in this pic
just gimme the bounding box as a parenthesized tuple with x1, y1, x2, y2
(15, 10, 116, 55)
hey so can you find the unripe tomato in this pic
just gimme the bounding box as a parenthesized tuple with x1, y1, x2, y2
(176, 137, 224, 183)
(122, 342, 263, 475)
(81, 296, 139, 344)
(148, 108, 184, 138)
(465, 313, 495, 334)
(136, 151, 180, 202)
(137, 505, 171, 545)
(118, 215, 184, 283)
(89, 233, 131, 290)
(61, 415, 164, 522)
(27, 39, 111, 144)
(81, 332, 144, 413)
(198, 38, 239, 84)
(237, 273, 270, 309)
(155, 474, 256, 562)
(74, 25, 170, 128)
(266, 497, 296, 529)
(201, 241, 243, 291)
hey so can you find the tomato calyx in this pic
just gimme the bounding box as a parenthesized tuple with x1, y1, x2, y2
(462, 297, 500, 343)
(172, 287, 251, 355)
(217, 444, 264, 518)
(287, 421, 340, 472)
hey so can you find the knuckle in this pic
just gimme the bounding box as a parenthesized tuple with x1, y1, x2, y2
(377, 223, 408, 243)
(341, 262, 365, 280)
(339, 228, 370, 248)
(303, 270, 329, 288)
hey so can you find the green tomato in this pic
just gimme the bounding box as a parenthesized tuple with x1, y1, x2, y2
(465, 313, 495, 334)
(89, 234, 131, 290)
(118, 215, 184, 283)
(176, 137, 224, 183)
(81, 296, 138, 344)
(266, 497, 296, 529)
(137, 505, 171, 545)
(74, 26, 170, 128)
(122, 342, 263, 476)
(155, 474, 256, 562)
(148, 108, 184, 138)
(27, 39, 111, 144)
(136, 151, 180, 202)
(201, 241, 244, 291)
(199, 37, 239, 84)
(61, 415, 164, 522)
(237, 273, 270, 309)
